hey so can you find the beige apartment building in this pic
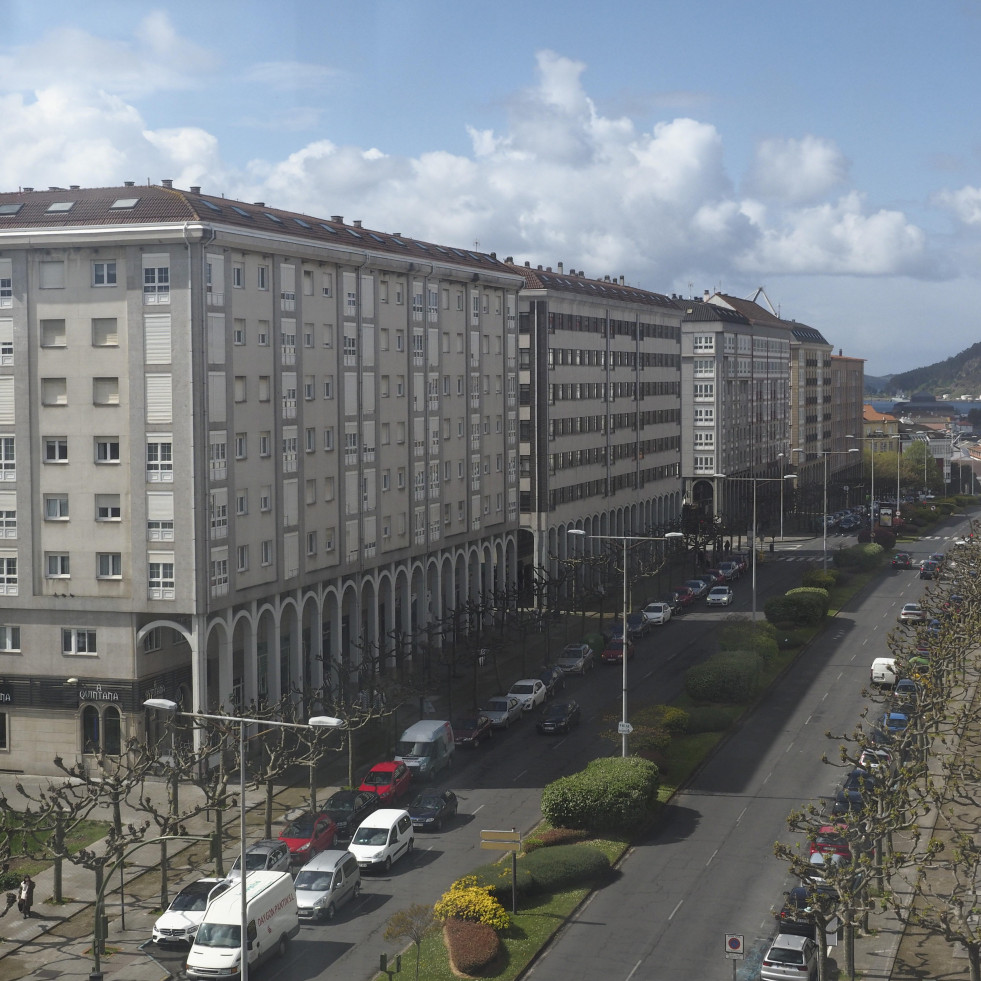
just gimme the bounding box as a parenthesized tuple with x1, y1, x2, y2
(507, 263, 684, 587)
(0, 183, 523, 773)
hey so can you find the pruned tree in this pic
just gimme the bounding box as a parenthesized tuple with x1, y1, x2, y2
(384, 902, 439, 981)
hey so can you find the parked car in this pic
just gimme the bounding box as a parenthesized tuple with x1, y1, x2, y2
(348, 808, 414, 873)
(226, 839, 292, 880)
(774, 883, 837, 939)
(536, 699, 581, 735)
(701, 569, 726, 586)
(717, 560, 740, 580)
(451, 714, 493, 748)
(893, 678, 921, 710)
(600, 639, 634, 664)
(539, 665, 566, 697)
(407, 790, 458, 832)
(859, 748, 897, 780)
(152, 878, 232, 946)
(891, 552, 913, 569)
(929, 552, 946, 567)
(641, 601, 672, 626)
(482, 694, 524, 729)
(882, 711, 909, 734)
(278, 811, 338, 865)
(899, 603, 927, 623)
(706, 585, 734, 607)
(509, 678, 548, 712)
(625, 612, 650, 639)
(761, 933, 819, 980)
(683, 579, 710, 599)
(358, 761, 412, 803)
(669, 587, 696, 610)
(322, 789, 378, 841)
(808, 824, 852, 862)
(556, 643, 594, 676)
(919, 560, 939, 580)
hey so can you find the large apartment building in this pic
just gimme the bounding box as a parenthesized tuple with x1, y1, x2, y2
(507, 262, 683, 585)
(0, 183, 523, 773)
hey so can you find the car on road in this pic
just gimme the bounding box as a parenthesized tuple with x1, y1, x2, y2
(891, 552, 913, 569)
(761, 933, 818, 980)
(919, 560, 939, 580)
(322, 789, 379, 841)
(808, 824, 852, 862)
(882, 711, 909, 734)
(774, 883, 838, 939)
(556, 643, 594, 676)
(536, 699, 581, 735)
(718, 560, 741, 580)
(859, 748, 897, 780)
(359, 761, 413, 803)
(893, 678, 921, 711)
(625, 612, 650, 638)
(899, 603, 927, 623)
(226, 839, 292, 880)
(641, 601, 672, 626)
(706, 585, 734, 607)
(539, 665, 566, 697)
(407, 790, 458, 832)
(451, 714, 493, 748)
(929, 552, 946, 567)
(508, 678, 548, 712)
(668, 586, 697, 611)
(683, 578, 710, 599)
(278, 811, 338, 865)
(152, 878, 231, 946)
(600, 639, 635, 664)
(482, 694, 524, 729)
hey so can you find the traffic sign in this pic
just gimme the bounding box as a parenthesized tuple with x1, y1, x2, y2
(480, 828, 521, 851)
(724, 934, 744, 960)
(617, 722, 634, 735)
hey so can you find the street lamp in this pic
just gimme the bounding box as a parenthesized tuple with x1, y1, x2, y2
(821, 449, 860, 570)
(717, 475, 798, 620)
(143, 699, 341, 981)
(568, 529, 683, 756)
(778, 449, 804, 540)
(847, 434, 900, 536)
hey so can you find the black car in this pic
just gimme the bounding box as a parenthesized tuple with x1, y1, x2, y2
(894, 678, 920, 710)
(891, 552, 913, 569)
(539, 665, 567, 697)
(407, 790, 458, 831)
(831, 787, 867, 818)
(322, 789, 378, 841)
(842, 768, 875, 794)
(774, 883, 838, 938)
(536, 699, 581, 735)
(452, 714, 493, 748)
(919, 560, 938, 580)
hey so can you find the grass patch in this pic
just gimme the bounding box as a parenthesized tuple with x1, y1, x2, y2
(3, 815, 110, 877)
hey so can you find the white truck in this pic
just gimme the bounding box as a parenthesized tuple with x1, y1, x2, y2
(394, 719, 455, 779)
(185, 870, 298, 980)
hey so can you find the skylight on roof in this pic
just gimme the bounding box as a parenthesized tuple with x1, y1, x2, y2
(467, 252, 482, 261)
(0, 204, 23, 216)
(368, 232, 386, 244)
(200, 199, 222, 213)
(231, 206, 252, 218)
(263, 213, 283, 224)
(318, 223, 338, 234)
(110, 198, 140, 209)
(47, 201, 74, 213)
(450, 248, 466, 258)
(294, 218, 311, 228)
(413, 241, 430, 251)
(433, 245, 448, 254)
(390, 237, 408, 247)
(346, 228, 362, 238)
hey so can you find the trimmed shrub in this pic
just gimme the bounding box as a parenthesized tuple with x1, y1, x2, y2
(833, 542, 883, 571)
(763, 594, 804, 628)
(873, 528, 897, 550)
(685, 705, 736, 733)
(445, 917, 500, 975)
(470, 861, 536, 900)
(520, 843, 611, 892)
(435, 875, 511, 931)
(801, 568, 839, 590)
(540, 756, 660, 832)
(523, 827, 588, 853)
(786, 586, 830, 619)
(718, 619, 779, 663)
(684, 651, 762, 703)
(777, 628, 811, 649)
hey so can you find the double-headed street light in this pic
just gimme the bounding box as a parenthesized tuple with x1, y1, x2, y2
(143, 700, 342, 981)
(568, 529, 683, 757)
(717, 475, 798, 620)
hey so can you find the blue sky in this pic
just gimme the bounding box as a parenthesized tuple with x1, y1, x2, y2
(2, 0, 981, 377)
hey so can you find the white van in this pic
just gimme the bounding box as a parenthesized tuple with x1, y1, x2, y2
(185, 871, 298, 980)
(870, 657, 897, 687)
(394, 720, 455, 779)
(294, 849, 361, 922)
(348, 808, 414, 873)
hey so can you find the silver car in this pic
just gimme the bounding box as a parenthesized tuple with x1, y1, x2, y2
(761, 933, 818, 980)
(482, 694, 523, 728)
(556, 643, 594, 675)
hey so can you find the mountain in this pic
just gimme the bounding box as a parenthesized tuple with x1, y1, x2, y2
(886, 342, 981, 399)
(864, 374, 892, 394)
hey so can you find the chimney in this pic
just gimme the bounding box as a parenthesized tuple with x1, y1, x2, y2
(506, 256, 513, 263)
(331, 216, 343, 224)
(190, 185, 201, 194)
(619, 275, 625, 285)
(546, 266, 552, 272)
(604, 275, 611, 282)
(704, 289, 710, 298)
(558, 262, 564, 273)
(253, 201, 264, 207)
(69, 185, 79, 190)
(353, 219, 362, 228)
(537, 264, 543, 271)
(161, 179, 173, 188)
(124, 181, 135, 187)
(524, 261, 531, 267)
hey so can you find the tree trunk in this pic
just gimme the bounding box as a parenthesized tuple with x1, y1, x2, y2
(159, 839, 169, 911)
(264, 779, 274, 839)
(52, 812, 65, 902)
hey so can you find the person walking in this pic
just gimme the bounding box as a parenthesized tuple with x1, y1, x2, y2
(18, 874, 34, 918)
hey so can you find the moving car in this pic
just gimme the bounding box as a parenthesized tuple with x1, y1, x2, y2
(539, 665, 566, 696)
(929, 552, 946, 567)
(278, 811, 338, 866)
(358, 761, 412, 803)
(451, 714, 493, 748)
(322, 789, 378, 842)
(706, 585, 734, 607)
(919, 560, 938, 580)
(152, 878, 231, 946)
(536, 699, 581, 735)
(625, 612, 650, 638)
(717, 561, 740, 580)
(899, 603, 927, 623)
(600, 639, 634, 664)
(556, 643, 594, 676)
(760, 933, 818, 980)
(226, 839, 291, 880)
(395, 720, 455, 780)
(407, 790, 458, 831)
(891, 552, 913, 569)
(482, 694, 523, 729)
(508, 678, 548, 712)
(641, 601, 672, 626)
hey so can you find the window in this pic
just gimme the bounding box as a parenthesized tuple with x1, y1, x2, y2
(209, 437, 227, 480)
(305, 427, 316, 452)
(260, 486, 271, 511)
(305, 478, 316, 504)
(46, 553, 70, 578)
(143, 256, 170, 304)
(209, 556, 228, 592)
(40, 319, 66, 347)
(42, 378, 67, 405)
(0, 555, 16, 595)
(257, 321, 270, 346)
(235, 433, 247, 459)
(92, 318, 118, 346)
(44, 494, 69, 520)
(0, 625, 20, 652)
(234, 376, 246, 402)
(93, 377, 119, 405)
(148, 556, 175, 597)
(0, 259, 10, 308)
(93, 261, 117, 287)
(142, 626, 163, 653)
(237, 544, 249, 571)
(323, 376, 334, 399)
(146, 438, 173, 480)
(233, 320, 246, 345)
(260, 540, 273, 565)
(64, 628, 96, 655)
(39, 260, 65, 289)
(324, 527, 335, 551)
(97, 553, 122, 578)
(95, 438, 120, 463)
(236, 490, 248, 515)
(324, 476, 335, 501)
(321, 273, 333, 297)
(0, 438, 12, 478)
(304, 376, 315, 400)
(323, 427, 334, 451)
(44, 437, 68, 462)
(0, 503, 14, 537)
(232, 262, 244, 288)
(257, 265, 269, 290)
(96, 494, 121, 520)
(306, 531, 317, 555)
(259, 432, 270, 456)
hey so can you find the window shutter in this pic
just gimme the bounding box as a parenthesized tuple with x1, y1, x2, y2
(147, 491, 174, 521)
(145, 374, 173, 423)
(144, 314, 172, 364)
(208, 372, 226, 421)
(0, 377, 13, 424)
(207, 313, 226, 364)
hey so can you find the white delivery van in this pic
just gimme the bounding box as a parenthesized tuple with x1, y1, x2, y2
(394, 720, 454, 779)
(870, 657, 897, 687)
(348, 808, 414, 873)
(185, 870, 298, 980)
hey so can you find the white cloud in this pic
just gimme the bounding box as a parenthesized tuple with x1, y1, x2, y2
(242, 61, 340, 92)
(744, 135, 849, 204)
(934, 185, 981, 226)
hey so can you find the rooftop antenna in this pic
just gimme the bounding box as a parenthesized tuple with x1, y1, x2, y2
(750, 286, 779, 316)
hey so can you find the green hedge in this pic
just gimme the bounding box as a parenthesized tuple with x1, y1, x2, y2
(718, 619, 779, 663)
(520, 843, 611, 892)
(540, 756, 660, 832)
(801, 568, 839, 590)
(685, 651, 762, 703)
(833, 542, 884, 571)
(785, 586, 830, 619)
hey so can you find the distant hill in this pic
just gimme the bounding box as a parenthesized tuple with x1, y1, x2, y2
(864, 374, 892, 394)
(887, 342, 981, 399)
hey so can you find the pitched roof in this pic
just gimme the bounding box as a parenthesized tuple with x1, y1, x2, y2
(864, 404, 898, 423)
(709, 292, 831, 345)
(505, 262, 678, 309)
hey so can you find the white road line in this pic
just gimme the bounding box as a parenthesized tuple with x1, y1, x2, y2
(706, 848, 719, 866)
(735, 806, 747, 824)
(805, 714, 813, 725)
(625, 960, 644, 981)
(668, 900, 683, 920)
(513, 769, 527, 782)
(472, 803, 485, 814)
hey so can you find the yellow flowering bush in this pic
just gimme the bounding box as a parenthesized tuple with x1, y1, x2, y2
(434, 875, 511, 931)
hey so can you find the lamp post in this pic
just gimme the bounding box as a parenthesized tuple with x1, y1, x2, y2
(717, 475, 798, 620)
(822, 449, 860, 570)
(143, 700, 341, 981)
(778, 449, 805, 540)
(568, 529, 682, 756)
(847, 434, 899, 536)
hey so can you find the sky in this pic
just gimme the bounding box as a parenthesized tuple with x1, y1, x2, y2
(2, 0, 980, 377)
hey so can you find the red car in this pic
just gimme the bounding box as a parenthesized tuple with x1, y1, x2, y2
(359, 761, 412, 803)
(600, 639, 635, 664)
(278, 811, 338, 865)
(808, 824, 852, 862)
(670, 586, 696, 609)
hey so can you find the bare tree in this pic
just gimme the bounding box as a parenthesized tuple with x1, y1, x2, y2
(384, 902, 439, 981)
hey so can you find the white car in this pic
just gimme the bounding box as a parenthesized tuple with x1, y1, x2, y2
(556, 643, 594, 675)
(508, 679, 547, 712)
(706, 586, 734, 607)
(152, 878, 231, 946)
(641, 601, 672, 626)
(482, 694, 523, 728)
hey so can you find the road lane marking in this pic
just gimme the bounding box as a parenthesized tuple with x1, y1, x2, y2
(735, 806, 747, 824)
(706, 848, 719, 866)
(668, 900, 683, 920)
(472, 803, 484, 814)
(625, 960, 644, 981)
(513, 769, 528, 782)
